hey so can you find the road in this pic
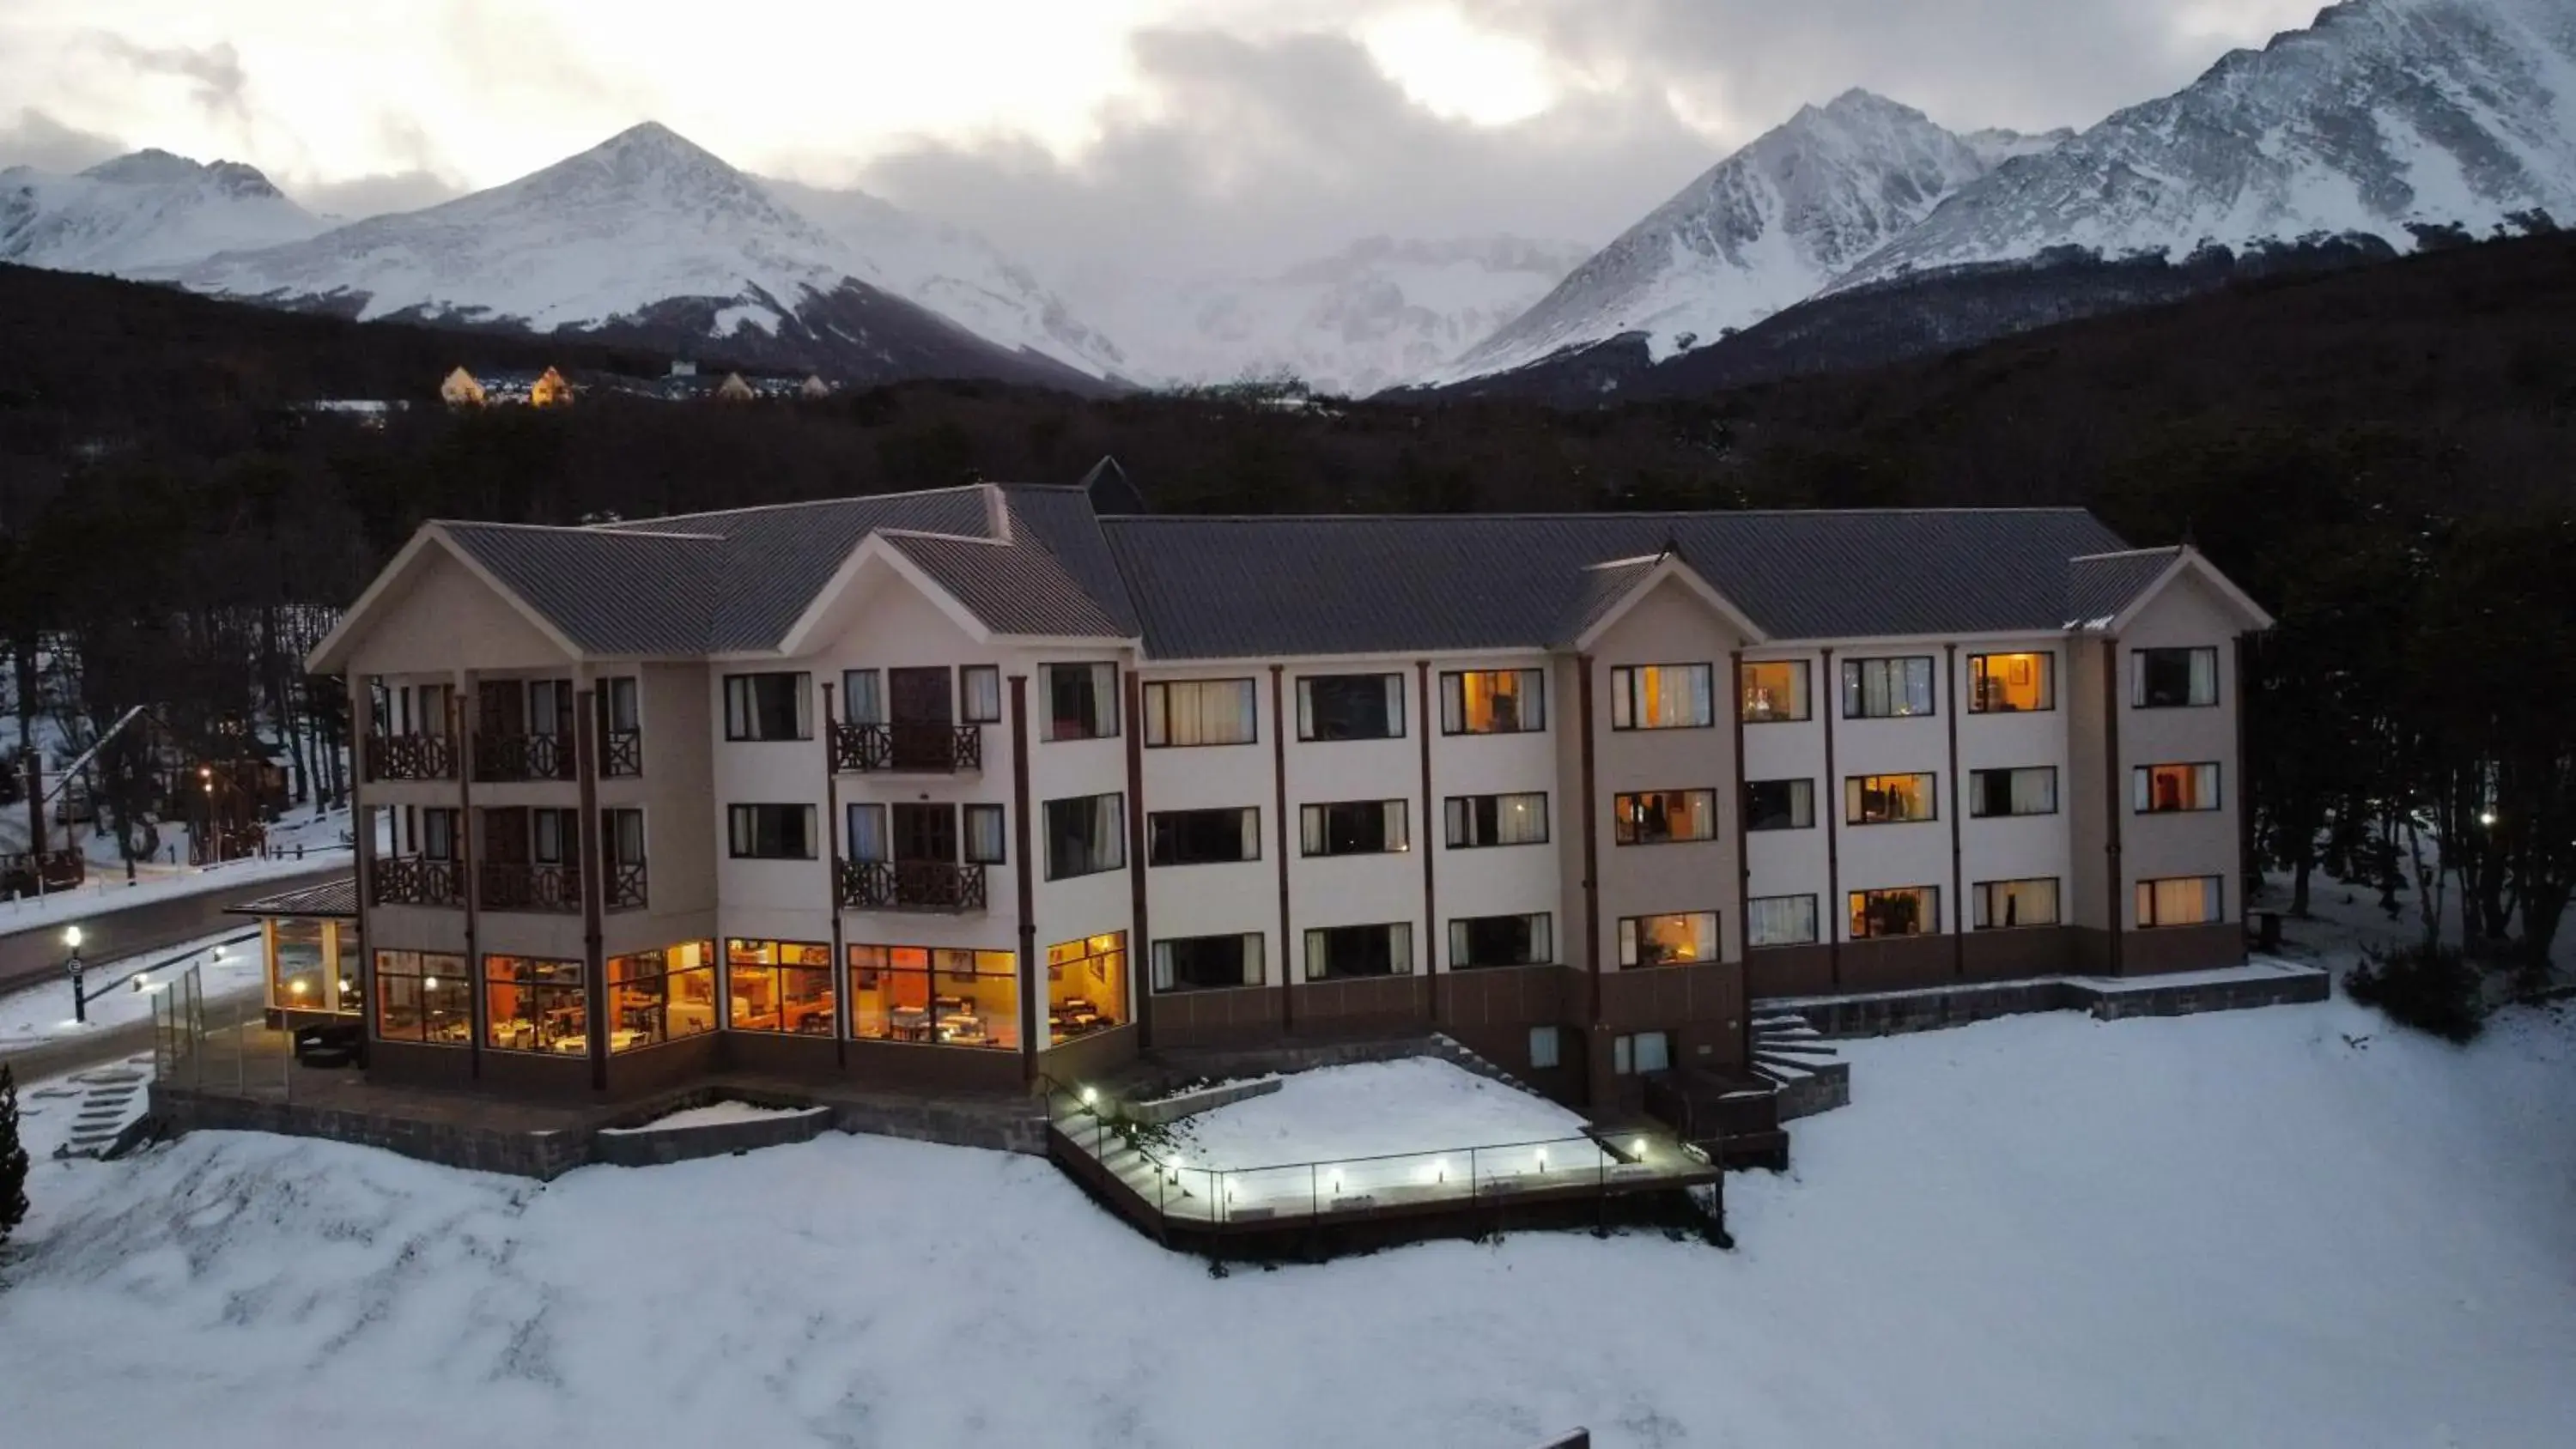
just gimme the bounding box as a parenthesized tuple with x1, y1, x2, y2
(0, 981, 265, 1084)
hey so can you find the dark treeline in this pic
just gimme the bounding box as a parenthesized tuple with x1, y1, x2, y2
(0, 238, 2570, 979)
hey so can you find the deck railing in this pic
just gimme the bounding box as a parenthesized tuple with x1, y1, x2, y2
(371, 855, 464, 907)
(364, 732, 456, 782)
(835, 858, 987, 912)
(472, 731, 574, 782)
(601, 728, 643, 778)
(479, 862, 582, 912)
(829, 721, 983, 773)
(605, 860, 648, 912)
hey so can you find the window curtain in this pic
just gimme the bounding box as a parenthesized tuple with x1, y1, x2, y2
(2139, 876, 2220, 925)
(842, 670, 884, 725)
(847, 804, 886, 862)
(2014, 768, 2057, 815)
(1383, 675, 1407, 736)
(963, 805, 1005, 864)
(1638, 665, 1711, 728)
(1748, 895, 1817, 947)
(1160, 680, 1255, 746)
(2190, 649, 2219, 705)
(962, 667, 1001, 724)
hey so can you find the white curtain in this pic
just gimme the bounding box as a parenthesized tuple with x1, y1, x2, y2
(1748, 895, 1817, 947)
(962, 667, 1000, 724)
(1157, 679, 1256, 746)
(1977, 878, 2057, 929)
(842, 670, 884, 724)
(846, 804, 886, 862)
(2014, 768, 2057, 815)
(2138, 876, 2220, 926)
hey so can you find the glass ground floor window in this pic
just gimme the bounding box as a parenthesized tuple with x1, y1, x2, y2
(268, 917, 352, 1014)
(1046, 932, 1128, 1042)
(727, 939, 835, 1034)
(850, 944, 1021, 1050)
(485, 955, 586, 1054)
(607, 942, 717, 1052)
(374, 949, 469, 1045)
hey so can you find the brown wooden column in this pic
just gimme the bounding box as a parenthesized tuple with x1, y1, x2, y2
(1577, 653, 1601, 1032)
(1123, 669, 1150, 1050)
(821, 682, 848, 1070)
(1947, 643, 1965, 979)
(1272, 664, 1293, 1033)
(576, 683, 607, 1092)
(1416, 658, 1437, 1026)
(2102, 637, 2124, 977)
(1009, 674, 1039, 1084)
(2234, 630, 2253, 948)
(455, 676, 483, 1081)
(1820, 647, 1841, 990)
(1728, 649, 1752, 1068)
(351, 675, 378, 1043)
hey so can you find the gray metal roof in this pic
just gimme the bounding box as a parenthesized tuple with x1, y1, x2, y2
(2065, 549, 2182, 630)
(227, 876, 359, 919)
(440, 524, 725, 655)
(999, 485, 1141, 635)
(1098, 510, 2142, 658)
(883, 530, 1128, 639)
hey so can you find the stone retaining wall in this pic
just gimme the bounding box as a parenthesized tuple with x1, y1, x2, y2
(1127, 1076, 1283, 1127)
(147, 1083, 595, 1179)
(1768, 967, 2330, 1039)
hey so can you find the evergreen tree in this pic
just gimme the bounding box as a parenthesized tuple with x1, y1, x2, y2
(0, 1064, 30, 1246)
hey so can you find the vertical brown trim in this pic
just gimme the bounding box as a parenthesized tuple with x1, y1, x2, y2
(1270, 664, 1293, 1032)
(1416, 659, 1437, 1026)
(1123, 670, 1151, 1050)
(2233, 631, 2252, 949)
(1946, 643, 1965, 979)
(1577, 653, 1601, 1031)
(1820, 647, 1841, 990)
(820, 681, 848, 1070)
(351, 675, 377, 1041)
(1009, 675, 1039, 1085)
(1728, 650, 1751, 1066)
(454, 677, 483, 1081)
(575, 683, 607, 1092)
(2102, 638, 2124, 976)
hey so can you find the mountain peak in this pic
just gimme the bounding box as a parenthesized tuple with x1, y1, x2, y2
(77, 149, 285, 198)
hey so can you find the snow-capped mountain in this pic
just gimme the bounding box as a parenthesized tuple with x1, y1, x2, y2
(759, 177, 1129, 382)
(1433, 92, 2029, 383)
(168, 123, 1112, 391)
(0, 149, 325, 274)
(1833, 0, 2576, 291)
(1094, 236, 1593, 396)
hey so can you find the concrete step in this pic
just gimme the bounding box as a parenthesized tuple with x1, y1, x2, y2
(1753, 1039, 1841, 1060)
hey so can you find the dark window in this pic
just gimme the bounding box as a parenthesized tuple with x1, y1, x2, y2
(724, 673, 811, 741)
(605, 676, 641, 732)
(1151, 933, 1263, 992)
(963, 804, 1006, 864)
(2134, 646, 2219, 708)
(1971, 767, 2058, 817)
(1443, 792, 1548, 847)
(1042, 663, 1119, 740)
(1849, 887, 1939, 939)
(728, 803, 816, 859)
(1300, 800, 1408, 856)
(1303, 922, 1413, 980)
(602, 808, 644, 864)
(1148, 807, 1260, 866)
(1044, 793, 1126, 879)
(1449, 912, 1552, 969)
(1841, 657, 1936, 718)
(1297, 674, 1404, 741)
(1745, 779, 1814, 831)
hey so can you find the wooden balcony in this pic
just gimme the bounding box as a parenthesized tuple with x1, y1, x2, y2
(836, 858, 987, 913)
(479, 862, 582, 913)
(601, 728, 643, 779)
(364, 733, 456, 782)
(473, 731, 574, 782)
(605, 860, 648, 912)
(829, 722, 983, 774)
(371, 856, 464, 907)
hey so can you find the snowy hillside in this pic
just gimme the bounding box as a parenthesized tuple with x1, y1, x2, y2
(0, 150, 324, 275)
(1833, 0, 2576, 291)
(760, 177, 1130, 381)
(1434, 93, 2026, 382)
(1095, 235, 1591, 396)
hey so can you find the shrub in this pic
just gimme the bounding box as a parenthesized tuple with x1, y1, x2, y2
(0, 1064, 29, 1246)
(2346, 943, 2486, 1043)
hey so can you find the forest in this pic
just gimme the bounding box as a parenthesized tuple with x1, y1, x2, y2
(1, 233, 2571, 985)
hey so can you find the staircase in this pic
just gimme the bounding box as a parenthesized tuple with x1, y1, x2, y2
(21, 1053, 155, 1158)
(1749, 1014, 1850, 1121)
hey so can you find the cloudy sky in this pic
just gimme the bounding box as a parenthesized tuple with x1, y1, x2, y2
(0, 0, 2329, 277)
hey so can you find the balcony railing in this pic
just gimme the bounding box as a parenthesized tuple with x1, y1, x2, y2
(473, 731, 574, 782)
(829, 721, 983, 774)
(836, 858, 987, 913)
(365, 733, 456, 782)
(480, 862, 582, 913)
(605, 860, 648, 912)
(602, 728, 643, 779)
(372, 855, 465, 907)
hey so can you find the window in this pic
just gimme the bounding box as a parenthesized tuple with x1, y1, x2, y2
(1747, 895, 1820, 948)
(1444, 792, 1548, 848)
(726, 939, 835, 1035)
(1149, 806, 1261, 866)
(1613, 789, 1717, 846)
(1303, 922, 1413, 979)
(1142, 678, 1257, 747)
(1301, 800, 1409, 857)
(1441, 669, 1545, 734)
(602, 808, 645, 865)
(963, 804, 1007, 864)
(1849, 887, 1940, 940)
(605, 942, 717, 1051)
(846, 803, 887, 863)
(1609, 664, 1713, 730)
(841, 669, 884, 725)
(728, 803, 817, 859)
(1613, 1031, 1671, 1076)
(1969, 652, 2054, 712)
(1449, 912, 1552, 970)
(419, 807, 459, 861)
(1151, 933, 1265, 992)
(269, 919, 335, 1011)
(483, 955, 586, 1053)
(849, 944, 1020, 1050)
(374, 949, 469, 1045)
(605, 676, 641, 733)
(1618, 911, 1718, 968)
(1970, 767, 2058, 817)
(2135, 762, 2221, 813)
(1842, 657, 1936, 718)
(1047, 932, 1128, 1040)
(530, 806, 576, 864)
(1846, 773, 1938, 825)
(1745, 779, 1814, 831)
(1038, 663, 1117, 742)
(1740, 660, 1810, 723)
(2137, 876, 2223, 928)
(1528, 1025, 1561, 1070)
(1044, 792, 1126, 879)
(1297, 673, 1405, 741)
(2134, 646, 2220, 708)
(1973, 878, 2060, 930)
(961, 665, 1002, 724)
(724, 672, 811, 741)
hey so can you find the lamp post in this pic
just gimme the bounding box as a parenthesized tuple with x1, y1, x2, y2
(65, 923, 87, 1025)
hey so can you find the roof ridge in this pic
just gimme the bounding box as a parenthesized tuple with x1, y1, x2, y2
(439, 519, 727, 542)
(1099, 506, 2105, 523)
(592, 482, 987, 530)
(2068, 545, 2182, 562)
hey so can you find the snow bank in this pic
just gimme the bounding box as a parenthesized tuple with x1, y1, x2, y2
(598, 1100, 824, 1134)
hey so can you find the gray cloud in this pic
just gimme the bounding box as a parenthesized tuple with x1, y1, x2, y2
(83, 34, 252, 126)
(291, 169, 465, 221)
(0, 107, 125, 173)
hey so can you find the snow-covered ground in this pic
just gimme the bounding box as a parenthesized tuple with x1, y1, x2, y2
(598, 1101, 826, 1134)
(0, 929, 263, 1050)
(0, 807, 354, 937)
(4, 986, 2569, 1447)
